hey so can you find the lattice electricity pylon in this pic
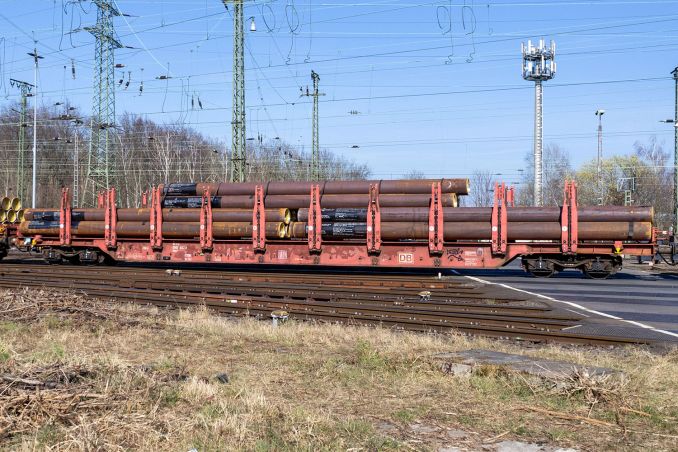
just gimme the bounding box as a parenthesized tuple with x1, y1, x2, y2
(301, 70, 325, 181)
(9, 79, 34, 201)
(84, 0, 124, 206)
(223, 0, 247, 183)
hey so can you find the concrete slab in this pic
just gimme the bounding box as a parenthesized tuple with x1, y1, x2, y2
(494, 441, 578, 452)
(433, 349, 618, 380)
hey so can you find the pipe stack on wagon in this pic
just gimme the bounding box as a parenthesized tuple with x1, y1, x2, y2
(22, 207, 291, 240)
(291, 206, 654, 241)
(19, 179, 469, 240)
(1, 196, 23, 224)
(17, 178, 654, 242)
(159, 179, 466, 209)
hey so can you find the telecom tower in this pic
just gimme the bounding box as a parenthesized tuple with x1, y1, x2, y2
(301, 71, 325, 181)
(84, 0, 123, 206)
(223, 0, 247, 183)
(522, 39, 556, 207)
(9, 79, 34, 202)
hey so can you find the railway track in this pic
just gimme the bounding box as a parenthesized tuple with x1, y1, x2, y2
(0, 261, 658, 345)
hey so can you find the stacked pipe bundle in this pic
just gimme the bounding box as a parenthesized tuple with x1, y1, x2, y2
(290, 206, 654, 241)
(22, 207, 291, 240)
(1, 196, 23, 224)
(159, 179, 467, 209)
(17, 179, 653, 242)
(18, 179, 468, 240)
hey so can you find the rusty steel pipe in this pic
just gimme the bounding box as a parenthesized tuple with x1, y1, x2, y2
(287, 221, 652, 241)
(162, 193, 458, 209)
(162, 178, 470, 197)
(297, 206, 654, 223)
(25, 208, 291, 224)
(20, 221, 287, 239)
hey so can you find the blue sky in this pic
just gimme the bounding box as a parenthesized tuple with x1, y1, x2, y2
(1, 0, 677, 182)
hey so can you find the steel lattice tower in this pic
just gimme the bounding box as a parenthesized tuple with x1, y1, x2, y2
(301, 71, 325, 181)
(521, 39, 556, 207)
(223, 0, 247, 183)
(9, 79, 34, 201)
(84, 0, 123, 205)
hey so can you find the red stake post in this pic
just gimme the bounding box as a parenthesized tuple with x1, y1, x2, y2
(366, 183, 381, 254)
(104, 188, 117, 249)
(561, 181, 578, 254)
(308, 184, 322, 253)
(252, 185, 266, 252)
(200, 189, 213, 251)
(428, 182, 444, 254)
(59, 188, 72, 246)
(491, 182, 508, 255)
(150, 186, 164, 250)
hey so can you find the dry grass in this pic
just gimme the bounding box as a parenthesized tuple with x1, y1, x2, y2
(0, 288, 676, 451)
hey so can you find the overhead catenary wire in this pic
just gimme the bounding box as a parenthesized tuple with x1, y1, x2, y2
(0, 0, 675, 176)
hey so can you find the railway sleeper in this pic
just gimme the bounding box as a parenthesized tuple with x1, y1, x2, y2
(521, 254, 622, 279)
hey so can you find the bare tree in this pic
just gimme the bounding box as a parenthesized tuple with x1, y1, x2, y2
(402, 169, 425, 179)
(469, 170, 495, 207)
(518, 143, 573, 206)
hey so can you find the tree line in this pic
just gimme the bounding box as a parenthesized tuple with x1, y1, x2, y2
(469, 139, 673, 229)
(0, 102, 370, 208)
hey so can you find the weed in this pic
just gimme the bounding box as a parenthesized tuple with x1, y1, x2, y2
(160, 387, 181, 407)
(0, 321, 21, 333)
(546, 427, 572, 441)
(341, 418, 374, 440)
(393, 408, 417, 423)
(355, 340, 388, 370)
(35, 423, 62, 445)
(0, 343, 10, 362)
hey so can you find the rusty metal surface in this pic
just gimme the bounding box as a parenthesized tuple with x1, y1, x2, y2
(20, 221, 287, 239)
(296, 207, 654, 223)
(161, 193, 459, 209)
(286, 221, 652, 241)
(180, 178, 471, 196)
(25, 208, 291, 224)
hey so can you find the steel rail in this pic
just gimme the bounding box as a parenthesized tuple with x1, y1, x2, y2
(0, 261, 656, 345)
(0, 275, 576, 329)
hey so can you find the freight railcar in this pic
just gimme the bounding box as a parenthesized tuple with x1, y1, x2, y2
(0, 226, 9, 261)
(3, 180, 657, 279)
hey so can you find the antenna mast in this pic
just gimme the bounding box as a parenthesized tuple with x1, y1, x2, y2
(522, 39, 556, 207)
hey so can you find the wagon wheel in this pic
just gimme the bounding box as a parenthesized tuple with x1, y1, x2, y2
(529, 268, 556, 278)
(582, 268, 612, 280)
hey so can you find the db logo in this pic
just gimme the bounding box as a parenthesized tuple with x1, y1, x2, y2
(398, 252, 414, 264)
